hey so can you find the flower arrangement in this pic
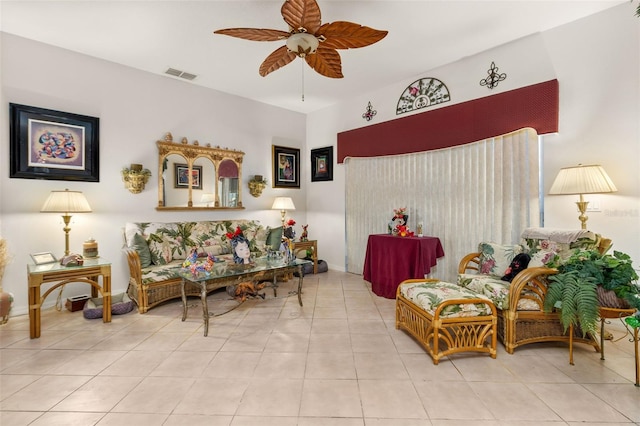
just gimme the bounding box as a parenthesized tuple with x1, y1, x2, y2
(284, 218, 296, 239)
(394, 224, 414, 238)
(225, 226, 243, 240)
(393, 207, 407, 219)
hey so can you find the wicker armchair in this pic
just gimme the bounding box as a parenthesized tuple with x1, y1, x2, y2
(457, 228, 609, 354)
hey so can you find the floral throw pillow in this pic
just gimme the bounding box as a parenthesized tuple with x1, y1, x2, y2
(478, 242, 524, 277)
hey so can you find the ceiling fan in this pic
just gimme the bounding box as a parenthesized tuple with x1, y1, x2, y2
(214, 0, 388, 79)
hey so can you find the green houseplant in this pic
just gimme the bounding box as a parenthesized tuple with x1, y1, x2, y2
(544, 249, 640, 335)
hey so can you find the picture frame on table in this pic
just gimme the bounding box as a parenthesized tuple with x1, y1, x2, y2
(310, 146, 333, 182)
(9, 103, 100, 182)
(272, 145, 300, 188)
(30, 252, 57, 265)
(174, 164, 203, 189)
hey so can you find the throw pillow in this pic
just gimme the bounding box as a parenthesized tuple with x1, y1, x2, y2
(131, 233, 152, 268)
(266, 226, 283, 250)
(478, 242, 524, 277)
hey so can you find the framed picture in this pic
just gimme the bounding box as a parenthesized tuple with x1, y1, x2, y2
(174, 164, 203, 189)
(311, 146, 333, 182)
(10, 103, 100, 182)
(272, 145, 300, 188)
(30, 252, 57, 265)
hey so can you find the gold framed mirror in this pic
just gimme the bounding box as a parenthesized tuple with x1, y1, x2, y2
(156, 132, 244, 210)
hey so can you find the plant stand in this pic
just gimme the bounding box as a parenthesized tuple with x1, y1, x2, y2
(599, 307, 638, 386)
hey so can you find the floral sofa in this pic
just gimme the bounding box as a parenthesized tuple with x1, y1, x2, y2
(124, 220, 281, 313)
(457, 228, 608, 354)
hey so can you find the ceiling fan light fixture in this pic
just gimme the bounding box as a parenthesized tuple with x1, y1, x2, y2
(286, 32, 319, 57)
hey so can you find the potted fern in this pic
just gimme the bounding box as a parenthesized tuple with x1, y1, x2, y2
(544, 249, 640, 335)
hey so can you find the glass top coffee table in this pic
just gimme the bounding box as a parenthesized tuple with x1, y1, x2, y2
(178, 258, 311, 336)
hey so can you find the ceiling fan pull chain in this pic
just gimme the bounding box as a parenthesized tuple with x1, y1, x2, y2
(301, 60, 305, 102)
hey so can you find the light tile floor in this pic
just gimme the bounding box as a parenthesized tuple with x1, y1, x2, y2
(1, 270, 639, 425)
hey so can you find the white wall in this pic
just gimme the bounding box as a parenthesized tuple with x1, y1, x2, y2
(0, 33, 306, 316)
(2, 4, 639, 318)
(306, 4, 640, 273)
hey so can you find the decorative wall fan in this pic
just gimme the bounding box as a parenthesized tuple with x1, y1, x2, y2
(214, 0, 388, 78)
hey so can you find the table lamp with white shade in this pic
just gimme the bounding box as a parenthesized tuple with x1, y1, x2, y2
(41, 189, 92, 256)
(548, 164, 617, 230)
(271, 197, 295, 228)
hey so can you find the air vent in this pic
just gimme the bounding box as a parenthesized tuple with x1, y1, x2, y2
(165, 68, 197, 81)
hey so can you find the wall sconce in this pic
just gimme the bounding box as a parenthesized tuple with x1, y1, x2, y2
(248, 175, 268, 198)
(122, 164, 151, 194)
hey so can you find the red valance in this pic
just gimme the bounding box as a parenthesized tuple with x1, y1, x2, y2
(337, 79, 559, 163)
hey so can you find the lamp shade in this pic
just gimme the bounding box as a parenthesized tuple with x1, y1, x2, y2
(41, 189, 92, 213)
(549, 164, 617, 195)
(272, 197, 295, 211)
(200, 193, 215, 203)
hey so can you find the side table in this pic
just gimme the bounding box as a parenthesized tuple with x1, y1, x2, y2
(292, 240, 318, 274)
(27, 258, 112, 338)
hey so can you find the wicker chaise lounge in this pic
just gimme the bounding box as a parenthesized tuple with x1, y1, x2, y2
(396, 278, 497, 364)
(457, 228, 607, 355)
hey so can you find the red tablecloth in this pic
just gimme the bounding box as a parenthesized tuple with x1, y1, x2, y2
(363, 234, 445, 299)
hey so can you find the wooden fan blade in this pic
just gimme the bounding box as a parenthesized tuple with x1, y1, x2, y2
(214, 28, 290, 42)
(318, 21, 388, 49)
(259, 46, 298, 76)
(281, 0, 321, 34)
(305, 46, 343, 79)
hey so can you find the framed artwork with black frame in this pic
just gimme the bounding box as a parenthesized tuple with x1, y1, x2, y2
(311, 146, 333, 182)
(9, 103, 100, 182)
(272, 145, 300, 188)
(174, 164, 203, 189)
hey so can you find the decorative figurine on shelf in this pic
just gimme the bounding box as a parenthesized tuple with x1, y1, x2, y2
(226, 226, 252, 264)
(283, 218, 296, 240)
(300, 224, 309, 241)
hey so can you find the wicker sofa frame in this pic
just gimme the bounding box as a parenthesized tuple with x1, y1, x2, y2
(458, 254, 600, 354)
(395, 279, 498, 364)
(125, 248, 192, 313)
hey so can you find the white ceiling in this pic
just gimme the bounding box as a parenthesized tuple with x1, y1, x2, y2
(0, 0, 624, 114)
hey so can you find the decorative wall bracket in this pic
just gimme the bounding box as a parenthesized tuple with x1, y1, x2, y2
(248, 175, 267, 197)
(480, 62, 507, 89)
(122, 164, 152, 194)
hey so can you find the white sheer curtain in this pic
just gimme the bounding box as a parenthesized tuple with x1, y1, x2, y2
(345, 127, 540, 283)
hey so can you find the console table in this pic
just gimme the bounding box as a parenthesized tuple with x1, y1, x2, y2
(363, 234, 444, 299)
(27, 258, 112, 338)
(180, 258, 310, 336)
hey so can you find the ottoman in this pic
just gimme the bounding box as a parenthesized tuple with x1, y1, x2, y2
(396, 279, 497, 364)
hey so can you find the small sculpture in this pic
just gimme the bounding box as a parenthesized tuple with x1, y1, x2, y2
(300, 224, 309, 241)
(227, 226, 252, 264)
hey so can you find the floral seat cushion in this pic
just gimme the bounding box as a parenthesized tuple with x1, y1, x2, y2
(457, 273, 541, 310)
(399, 280, 494, 318)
